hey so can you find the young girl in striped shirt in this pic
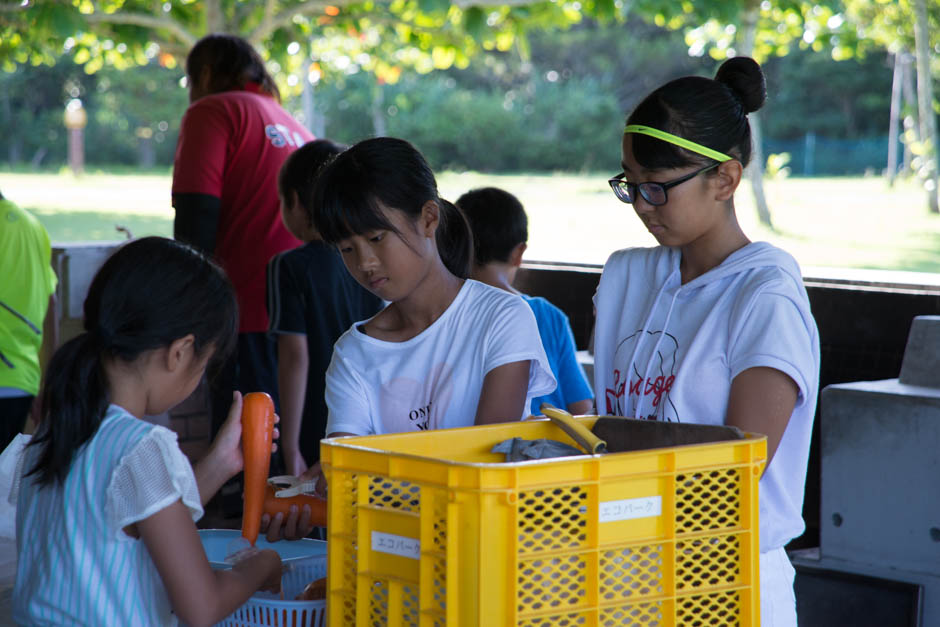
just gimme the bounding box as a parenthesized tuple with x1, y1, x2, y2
(13, 237, 282, 626)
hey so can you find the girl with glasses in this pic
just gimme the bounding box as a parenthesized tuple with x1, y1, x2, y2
(594, 57, 819, 627)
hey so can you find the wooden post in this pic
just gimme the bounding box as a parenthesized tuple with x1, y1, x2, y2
(62, 99, 86, 176)
(887, 52, 903, 186)
(913, 0, 939, 213)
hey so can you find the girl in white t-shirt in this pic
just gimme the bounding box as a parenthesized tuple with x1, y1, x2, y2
(596, 58, 819, 627)
(13, 237, 282, 626)
(309, 137, 555, 440)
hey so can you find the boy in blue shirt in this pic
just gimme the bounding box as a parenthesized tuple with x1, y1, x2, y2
(457, 187, 593, 415)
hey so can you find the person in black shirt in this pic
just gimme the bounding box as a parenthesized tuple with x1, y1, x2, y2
(266, 140, 383, 476)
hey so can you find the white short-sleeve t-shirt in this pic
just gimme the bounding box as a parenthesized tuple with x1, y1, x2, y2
(325, 279, 556, 436)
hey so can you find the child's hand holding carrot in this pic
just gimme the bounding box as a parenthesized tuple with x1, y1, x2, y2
(193, 391, 280, 507)
(262, 503, 315, 543)
(260, 463, 324, 542)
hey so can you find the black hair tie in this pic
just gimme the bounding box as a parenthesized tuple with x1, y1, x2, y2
(93, 325, 114, 348)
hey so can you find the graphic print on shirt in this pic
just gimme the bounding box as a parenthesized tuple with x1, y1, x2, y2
(378, 362, 454, 432)
(264, 123, 306, 149)
(606, 329, 679, 421)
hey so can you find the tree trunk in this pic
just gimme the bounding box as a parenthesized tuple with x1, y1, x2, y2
(8, 141, 21, 165)
(887, 51, 903, 186)
(371, 82, 387, 138)
(313, 92, 326, 139)
(205, 0, 224, 34)
(301, 57, 316, 134)
(913, 0, 939, 213)
(902, 54, 917, 173)
(300, 57, 327, 138)
(0, 87, 18, 164)
(29, 147, 46, 169)
(748, 117, 773, 228)
(138, 136, 155, 169)
(737, 0, 774, 229)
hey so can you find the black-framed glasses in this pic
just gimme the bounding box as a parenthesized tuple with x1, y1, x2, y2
(608, 162, 721, 206)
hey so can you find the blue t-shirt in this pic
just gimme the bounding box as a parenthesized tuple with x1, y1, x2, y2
(522, 294, 593, 415)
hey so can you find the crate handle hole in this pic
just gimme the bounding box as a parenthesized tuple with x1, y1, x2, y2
(832, 513, 843, 527)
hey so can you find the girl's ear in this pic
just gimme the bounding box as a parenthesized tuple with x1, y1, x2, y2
(509, 242, 527, 268)
(288, 190, 312, 225)
(714, 160, 744, 202)
(419, 199, 440, 238)
(199, 66, 214, 93)
(288, 190, 301, 214)
(165, 334, 196, 372)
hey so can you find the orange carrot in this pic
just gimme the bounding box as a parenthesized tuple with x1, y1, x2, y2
(263, 483, 328, 528)
(241, 392, 275, 545)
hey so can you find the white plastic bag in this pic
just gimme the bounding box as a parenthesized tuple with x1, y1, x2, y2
(0, 433, 30, 591)
(0, 434, 29, 542)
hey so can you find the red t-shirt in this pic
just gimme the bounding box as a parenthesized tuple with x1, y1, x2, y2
(172, 90, 313, 332)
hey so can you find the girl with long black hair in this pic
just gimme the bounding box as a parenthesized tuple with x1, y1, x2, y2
(313, 137, 555, 439)
(13, 237, 282, 626)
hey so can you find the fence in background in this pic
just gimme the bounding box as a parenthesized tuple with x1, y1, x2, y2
(764, 134, 899, 177)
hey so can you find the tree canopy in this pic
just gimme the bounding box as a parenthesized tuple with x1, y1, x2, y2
(1, 1, 890, 84)
(0, 0, 595, 85)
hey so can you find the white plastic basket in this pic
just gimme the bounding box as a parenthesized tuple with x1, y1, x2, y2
(198, 529, 327, 627)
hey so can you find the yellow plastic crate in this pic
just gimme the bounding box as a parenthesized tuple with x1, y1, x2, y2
(321, 416, 766, 626)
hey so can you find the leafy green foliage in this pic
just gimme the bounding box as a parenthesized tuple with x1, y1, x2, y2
(384, 74, 623, 172)
(681, 1, 850, 62)
(0, 58, 186, 167)
(0, 0, 587, 88)
(0, 18, 901, 176)
(765, 152, 792, 179)
(841, 0, 940, 55)
(761, 46, 893, 138)
(1, 0, 889, 85)
(311, 21, 708, 171)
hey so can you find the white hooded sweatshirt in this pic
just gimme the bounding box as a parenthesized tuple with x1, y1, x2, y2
(593, 241, 820, 551)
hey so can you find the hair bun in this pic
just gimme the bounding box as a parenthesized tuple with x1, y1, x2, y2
(715, 56, 766, 114)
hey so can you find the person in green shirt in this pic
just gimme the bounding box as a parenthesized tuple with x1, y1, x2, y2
(0, 189, 57, 448)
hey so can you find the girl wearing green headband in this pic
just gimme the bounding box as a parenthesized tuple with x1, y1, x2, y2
(596, 56, 819, 627)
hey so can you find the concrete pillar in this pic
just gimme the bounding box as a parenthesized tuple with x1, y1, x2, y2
(899, 315, 940, 388)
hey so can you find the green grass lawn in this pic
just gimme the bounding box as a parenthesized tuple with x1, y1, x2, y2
(2, 170, 938, 274)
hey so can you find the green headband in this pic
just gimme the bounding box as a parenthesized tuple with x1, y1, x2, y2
(624, 124, 733, 162)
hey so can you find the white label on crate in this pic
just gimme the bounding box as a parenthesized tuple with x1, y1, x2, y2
(371, 531, 420, 560)
(599, 496, 662, 523)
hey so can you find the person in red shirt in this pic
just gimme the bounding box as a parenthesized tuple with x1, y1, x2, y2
(172, 34, 313, 490)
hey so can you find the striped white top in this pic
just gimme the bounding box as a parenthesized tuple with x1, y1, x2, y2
(13, 405, 203, 625)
